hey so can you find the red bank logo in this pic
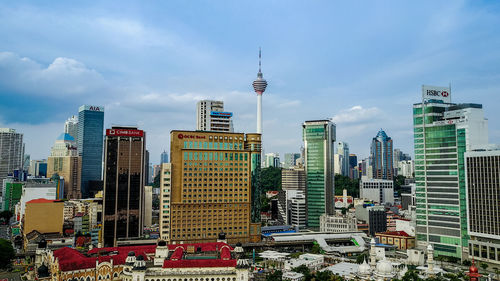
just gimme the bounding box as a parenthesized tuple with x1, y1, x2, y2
(441, 91, 449, 97)
(178, 134, 206, 139)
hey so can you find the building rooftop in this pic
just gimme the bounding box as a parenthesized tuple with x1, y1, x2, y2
(447, 103, 482, 111)
(26, 198, 60, 204)
(56, 133, 75, 141)
(376, 231, 411, 237)
(52, 242, 236, 272)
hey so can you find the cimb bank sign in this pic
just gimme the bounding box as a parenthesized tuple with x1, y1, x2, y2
(422, 85, 451, 103)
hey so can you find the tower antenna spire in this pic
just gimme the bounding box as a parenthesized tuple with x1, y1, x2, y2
(259, 47, 262, 73)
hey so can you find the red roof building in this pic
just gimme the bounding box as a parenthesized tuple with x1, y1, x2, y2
(375, 230, 415, 250)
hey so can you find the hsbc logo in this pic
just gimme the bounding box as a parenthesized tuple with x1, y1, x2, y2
(441, 91, 449, 97)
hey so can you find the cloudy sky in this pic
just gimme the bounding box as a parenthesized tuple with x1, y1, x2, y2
(1, 1, 500, 163)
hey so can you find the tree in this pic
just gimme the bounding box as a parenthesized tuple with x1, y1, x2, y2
(334, 174, 359, 198)
(356, 253, 368, 264)
(261, 167, 282, 192)
(315, 270, 335, 281)
(0, 239, 15, 269)
(152, 173, 161, 188)
(462, 260, 471, 266)
(394, 175, 406, 195)
(311, 242, 321, 254)
(266, 270, 283, 281)
(293, 265, 312, 281)
(480, 262, 489, 271)
(0, 210, 13, 223)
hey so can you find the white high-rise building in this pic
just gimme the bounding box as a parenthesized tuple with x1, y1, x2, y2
(465, 148, 500, 266)
(196, 100, 234, 132)
(159, 163, 171, 242)
(334, 154, 343, 175)
(337, 141, 349, 176)
(64, 115, 78, 143)
(0, 128, 24, 182)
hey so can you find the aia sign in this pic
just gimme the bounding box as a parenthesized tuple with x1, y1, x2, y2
(89, 106, 101, 111)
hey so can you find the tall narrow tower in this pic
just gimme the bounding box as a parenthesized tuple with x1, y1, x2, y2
(252, 48, 268, 134)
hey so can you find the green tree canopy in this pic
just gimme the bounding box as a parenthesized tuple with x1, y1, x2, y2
(334, 174, 359, 198)
(261, 167, 282, 192)
(0, 238, 15, 269)
(266, 270, 283, 281)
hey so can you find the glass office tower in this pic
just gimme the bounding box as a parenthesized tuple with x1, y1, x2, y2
(370, 129, 394, 180)
(302, 120, 335, 229)
(413, 85, 488, 260)
(78, 105, 104, 198)
(103, 126, 145, 247)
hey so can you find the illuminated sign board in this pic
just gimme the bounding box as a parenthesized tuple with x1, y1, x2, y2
(177, 133, 206, 139)
(79, 105, 105, 112)
(422, 85, 451, 103)
(210, 111, 233, 117)
(106, 129, 144, 137)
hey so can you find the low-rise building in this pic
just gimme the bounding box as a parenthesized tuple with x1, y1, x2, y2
(284, 254, 324, 271)
(24, 199, 64, 236)
(359, 178, 394, 205)
(320, 212, 357, 233)
(375, 231, 415, 250)
(34, 239, 250, 281)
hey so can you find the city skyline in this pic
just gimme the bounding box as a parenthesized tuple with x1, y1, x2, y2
(1, 1, 500, 163)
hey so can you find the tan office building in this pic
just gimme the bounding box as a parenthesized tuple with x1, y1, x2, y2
(47, 133, 81, 199)
(167, 130, 261, 244)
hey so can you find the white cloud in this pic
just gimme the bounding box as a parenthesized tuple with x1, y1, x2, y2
(0, 52, 107, 97)
(331, 105, 384, 124)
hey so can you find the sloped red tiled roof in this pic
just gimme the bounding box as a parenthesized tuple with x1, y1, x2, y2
(53, 242, 235, 272)
(376, 231, 412, 237)
(53, 245, 155, 272)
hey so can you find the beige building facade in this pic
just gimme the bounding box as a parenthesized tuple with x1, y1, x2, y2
(168, 130, 261, 244)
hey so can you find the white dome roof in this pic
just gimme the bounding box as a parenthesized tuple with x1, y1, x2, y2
(376, 258, 393, 274)
(358, 260, 371, 275)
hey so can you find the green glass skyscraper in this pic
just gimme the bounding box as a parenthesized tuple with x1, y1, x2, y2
(302, 120, 335, 229)
(413, 85, 488, 260)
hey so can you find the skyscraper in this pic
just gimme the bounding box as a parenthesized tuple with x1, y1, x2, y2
(465, 149, 500, 266)
(283, 153, 300, 169)
(370, 129, 394, 180)
(196, 100, 234, 132)
(78, 105, 104, 198)
(252, 48, 268, 135)
(166, 130, 262, 244)
(302, 120, 335, 229)
(0, 128, 24, 182)
(413, 85, 488, 259)
(337, 141, 349, 176)
(47, 133, 81, 199)
(64, 115, 78, 143)
(102, 126, 146, 247)
(264, 152, 280, 168)
(160, 150, 169, 164)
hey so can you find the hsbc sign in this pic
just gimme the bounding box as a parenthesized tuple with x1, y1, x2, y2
(422, 85, 451, 103)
